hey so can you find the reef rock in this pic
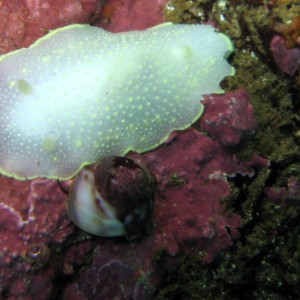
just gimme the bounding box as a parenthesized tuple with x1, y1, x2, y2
(99, 0, 169, 32)
(0, 0, 101, 53)
(0, 0, 269, 298)
(0, 87, 267, 298)
(61, 89, 267, 299)
(0, 177, 72, 298)
(199, 89, 257, 147)
(266, 176, 300, 206)
(270, 35, 300, 76)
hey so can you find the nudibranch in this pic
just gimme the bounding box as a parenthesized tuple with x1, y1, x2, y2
(67, 156, 155, 240)
(0, 23, 234, 180)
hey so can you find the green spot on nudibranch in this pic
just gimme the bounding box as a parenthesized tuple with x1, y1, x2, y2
(42, 130, 60, 153)
(18, 79, 33, 95)
(0, 23, 234, 180)
(8, 81, 16, 88)
(75, 140, 83, 149)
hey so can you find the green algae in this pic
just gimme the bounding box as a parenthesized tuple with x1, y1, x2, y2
(156, 0, 300, 299)
(227, 51, 298, 162)
(155, 183, 300, 299)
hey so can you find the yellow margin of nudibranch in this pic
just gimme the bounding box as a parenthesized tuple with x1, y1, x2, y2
(222, 33, 235, 77)
(0, 24, 93, 64)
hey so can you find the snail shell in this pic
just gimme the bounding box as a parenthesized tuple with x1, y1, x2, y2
(67, 156, 155, 240)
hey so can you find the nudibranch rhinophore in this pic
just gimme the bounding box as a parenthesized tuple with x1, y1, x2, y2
(0, 23, 234, 180)
(67, 156, 155, 240)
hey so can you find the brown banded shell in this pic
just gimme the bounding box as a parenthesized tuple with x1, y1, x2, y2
(67, 156, 155, 240)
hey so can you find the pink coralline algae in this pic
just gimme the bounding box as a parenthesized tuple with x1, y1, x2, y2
(0, 0, 102, 53)
(0, 177, 72, 298)
(61, 90, 268, 299)
(270, 35, 300, 76)
(0, 88, 268, 299)
(199, 89, 257, 147)
(98, 0, 169, 32)
(266, 176, 300, 206)
(0, 1, 269, 297)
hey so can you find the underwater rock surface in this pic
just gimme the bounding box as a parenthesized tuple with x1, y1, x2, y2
(1, 0, 299, 299)
(270, 35, 300, 76)
(0, 177, 73, 298)
(0, 0, 101, 54)
(98, 0, 169, 32)
(0, 88, 264, 298)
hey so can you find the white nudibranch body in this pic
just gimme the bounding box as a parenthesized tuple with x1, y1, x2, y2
(0, 23, 234, 180)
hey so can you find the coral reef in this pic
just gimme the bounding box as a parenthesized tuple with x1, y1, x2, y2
(270, 35, 300, 76)
(157, 0, 300, 298)
(267, 176, 300, 204)
(0, 0, 299, 299)
(0, 177, 72, 298)
(199, 89, 257, 146)
(62, 88, 263, 299)
(98, 0, 169, 32)
(0, 87, 264, 298)
(0, 0, 101, 53)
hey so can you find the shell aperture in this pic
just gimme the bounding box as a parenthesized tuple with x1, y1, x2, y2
(67, 156, 155, 240)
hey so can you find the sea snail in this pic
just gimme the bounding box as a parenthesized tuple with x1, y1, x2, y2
(67, 156, 155, 241)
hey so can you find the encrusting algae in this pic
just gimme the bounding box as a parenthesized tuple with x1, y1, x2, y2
(155, 0, 300, 299)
